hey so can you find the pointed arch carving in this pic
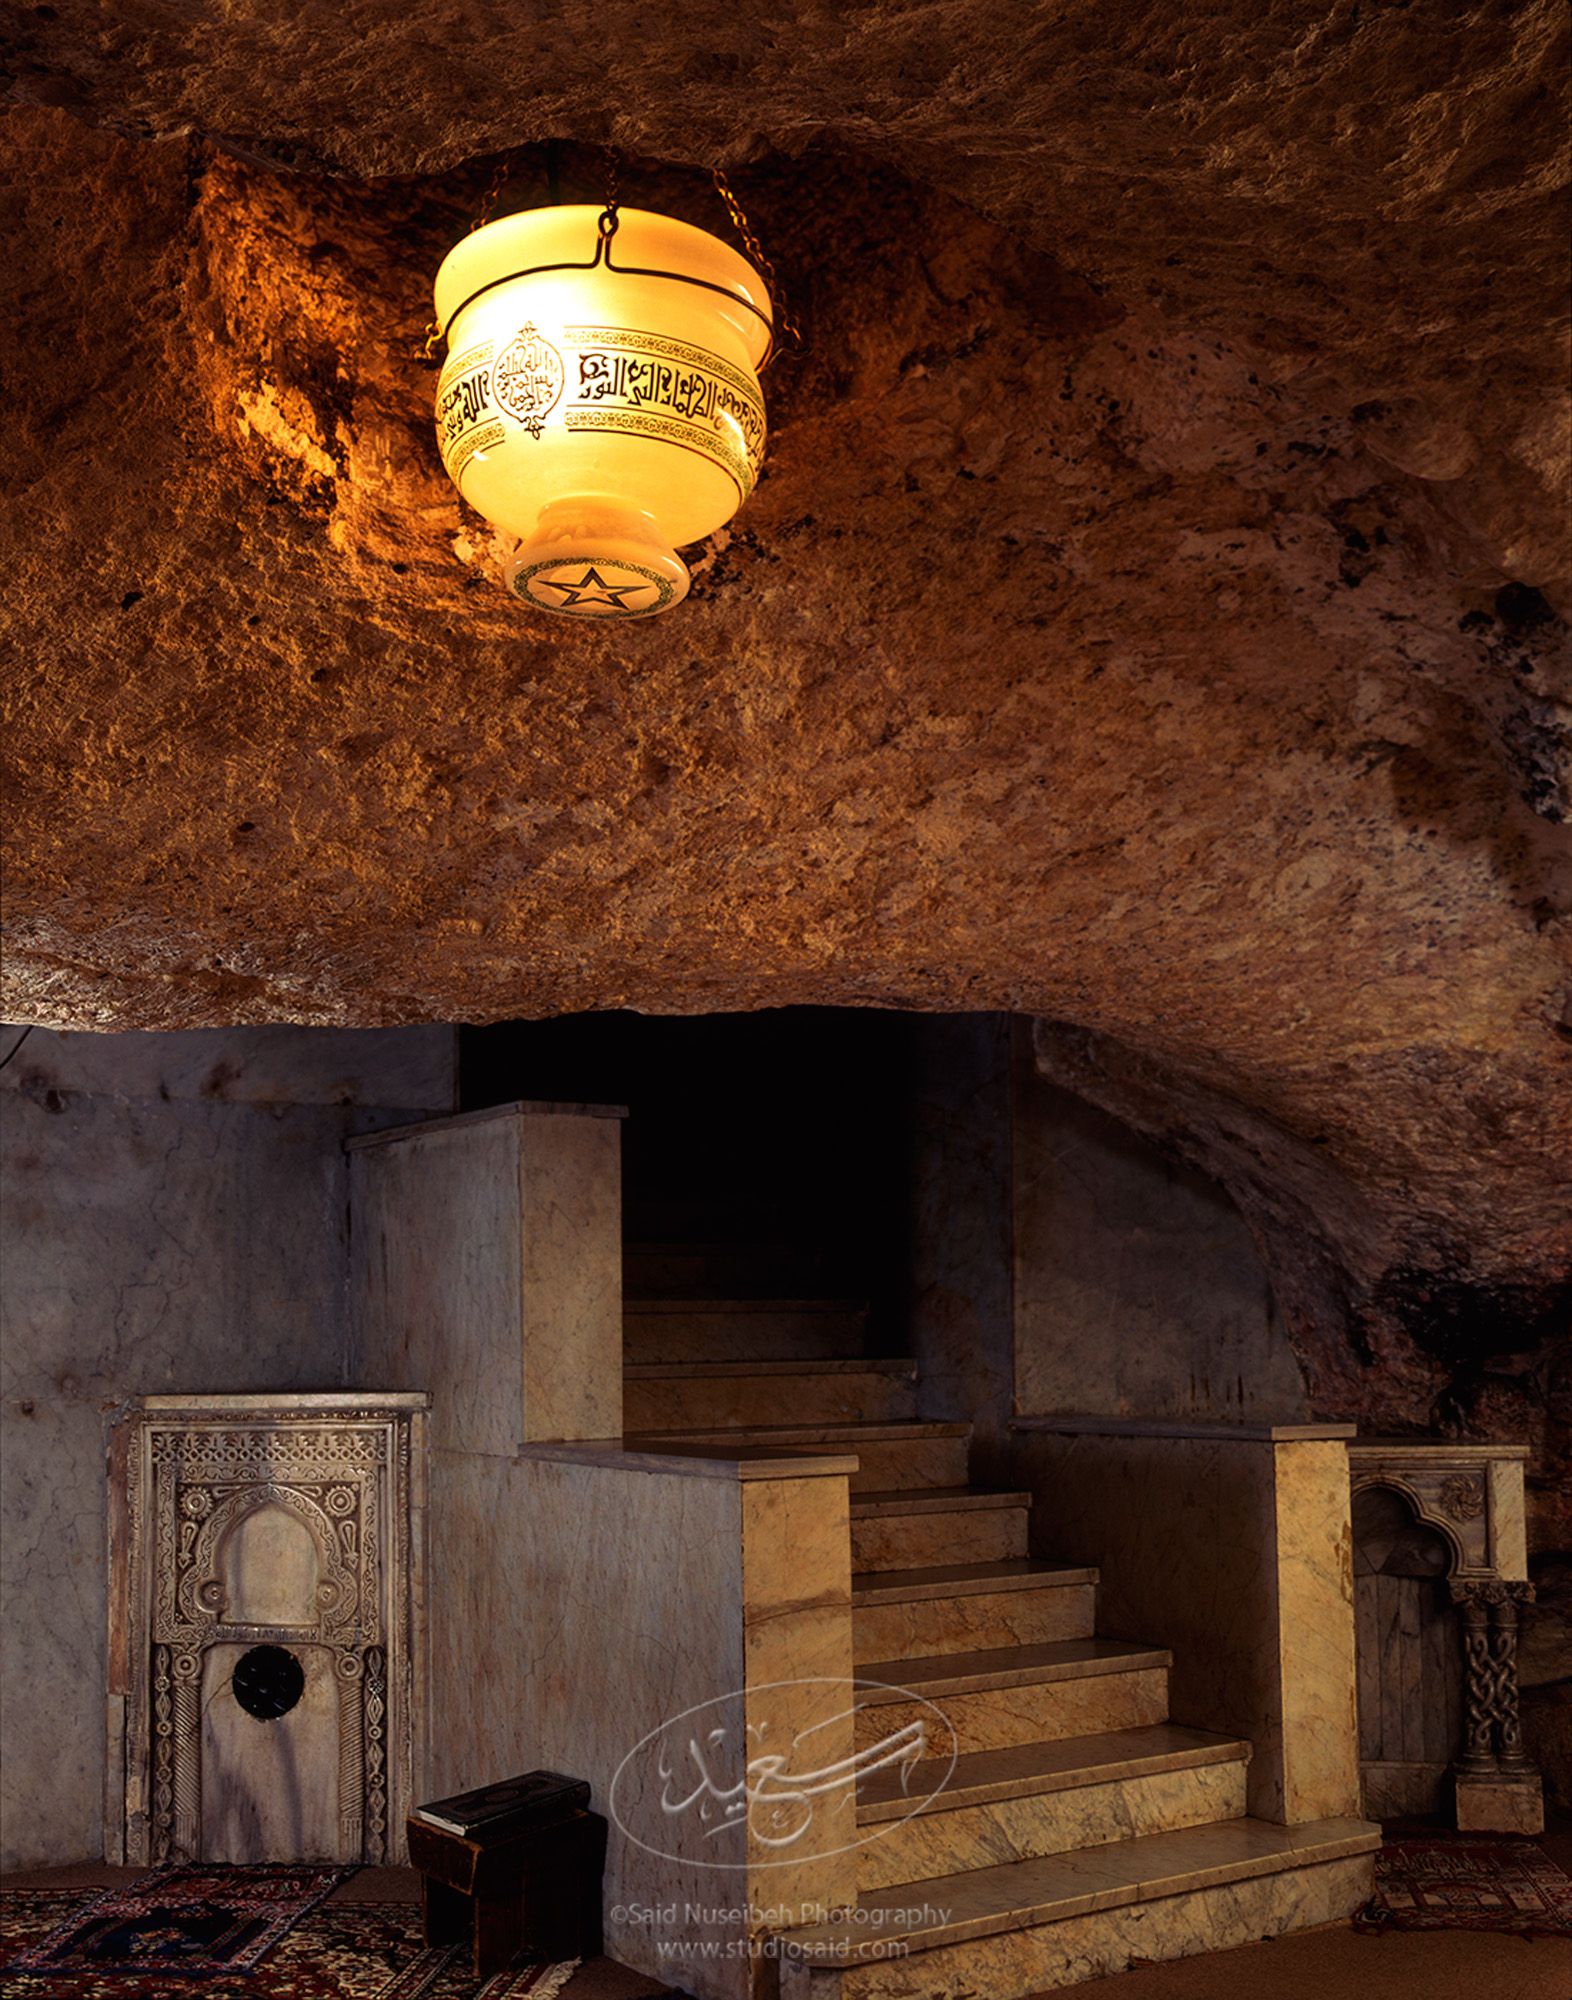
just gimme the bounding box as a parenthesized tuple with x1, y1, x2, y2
(1348, 1471, 1466, 1575)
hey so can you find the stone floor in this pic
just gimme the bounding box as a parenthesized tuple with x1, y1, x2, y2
(1070, 1915, 1572, 2000)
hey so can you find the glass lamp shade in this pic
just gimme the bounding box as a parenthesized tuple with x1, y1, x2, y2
(433, 205, 772, 617)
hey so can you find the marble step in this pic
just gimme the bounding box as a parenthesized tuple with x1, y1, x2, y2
(622, 1297, 869, 1364)
(622, 1358, 919, 1432)
(855, 1638, 1171, 1755)
(852, 1724, 1252, 1892)
(854, 1560, 1097, 1660)
(623, 1419, 971, 1494)
(850, 1487, 1032, 1573)
(623, 1238, 837, 1295)
(777, 1816, 1381, 1999)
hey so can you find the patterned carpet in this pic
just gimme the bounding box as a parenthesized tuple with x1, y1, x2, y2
(0, 1890, 580, 1998)
(1356, 1836, 1572, 1936)
(5, 1865, 350, 1977)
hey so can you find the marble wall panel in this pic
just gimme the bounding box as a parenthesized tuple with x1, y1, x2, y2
(0, 1024, 454, 1871)
(1, 1024, 455, 1115)
(350, 1105, 624, 1449)
(4, 1092, 355, 1409)
(350, 1118, 527, 1456)
(520, 1114, 623, 1444)
(425, 1449, 856, 2000)
(1011, 1030, 1310, 1425)
(0, 1397, 113, 1872)
(1009, 1430, 1361, 1823)
(741, 1476, 858, 1923)
(199, 1641, 343, 1862)
(1273, 1442, 1361, 1821)
(901, 1016, 1015, 1479)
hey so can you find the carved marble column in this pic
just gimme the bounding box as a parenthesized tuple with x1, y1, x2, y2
(1452, 1587, 1498, 1776)
(1488, 1585, 1533, 1774)
(1450, 1578, 1542, 1833)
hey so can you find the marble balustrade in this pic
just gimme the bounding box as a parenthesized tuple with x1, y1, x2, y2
(348, 1102, 627, 1448)
(1007, 1419, 1363, 1825)
(429, 1440, 859, 2000)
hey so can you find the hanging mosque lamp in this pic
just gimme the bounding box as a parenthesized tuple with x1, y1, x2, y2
(431, 163, 784, 618)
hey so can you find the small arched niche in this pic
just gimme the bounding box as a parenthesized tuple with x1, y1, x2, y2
(1353, 1482, 1462, 1817)
(220, 1501, 322, 1628)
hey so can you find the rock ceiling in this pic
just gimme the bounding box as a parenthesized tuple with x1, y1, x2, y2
(3, 3, 1569, 1483)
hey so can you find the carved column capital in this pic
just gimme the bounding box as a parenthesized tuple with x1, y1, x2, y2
(1449, 1577, 1534, 1608)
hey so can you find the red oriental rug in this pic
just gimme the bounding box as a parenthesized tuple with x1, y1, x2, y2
(1355, 1836, 1572, 1936)
(4, 1866, 349, 1977)
(0, 1886, 583, 1997)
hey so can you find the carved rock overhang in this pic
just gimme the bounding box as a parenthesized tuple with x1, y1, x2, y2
(2, 5, 1570, 1526)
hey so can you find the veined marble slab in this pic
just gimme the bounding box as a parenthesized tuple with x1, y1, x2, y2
(780, 1814, 1378, 1965)
(349, 1103, 624, 1447)
(2, 1051, 442, 1874)
(857, 1725, 1252, 1818)
(780, 1847, 1375, 1998)
(1008, 1429, 1362, 1823)
(852, 1676, 1170, 1762)
(854, 1567, 1096, 1662)
(426, 1445, 860, 2000)
(1011, 1416, 1356, 1442)
(624, 1361, 918, 1432)
(852, 1755, 1249, 1892)
(851, 1495, 1030, 1574)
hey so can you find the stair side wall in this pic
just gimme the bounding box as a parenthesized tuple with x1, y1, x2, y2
(1008, 1428, 1361, 1823)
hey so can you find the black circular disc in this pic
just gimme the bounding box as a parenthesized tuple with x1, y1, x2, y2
(231, 1644, 305, 1721)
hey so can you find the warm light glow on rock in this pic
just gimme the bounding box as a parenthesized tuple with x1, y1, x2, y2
(433, 204, 772, 616)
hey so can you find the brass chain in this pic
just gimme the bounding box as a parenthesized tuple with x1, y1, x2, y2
(423, 156, 515, 357)
(711, 168, 801, 355)
(470, 156, 512, 234)
(424, 154, 799, 364)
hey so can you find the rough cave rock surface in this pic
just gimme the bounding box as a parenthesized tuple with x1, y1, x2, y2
(3, 7, 1570, 1521)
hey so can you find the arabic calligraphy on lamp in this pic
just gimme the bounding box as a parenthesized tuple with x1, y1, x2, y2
(432, 205, 773, 618)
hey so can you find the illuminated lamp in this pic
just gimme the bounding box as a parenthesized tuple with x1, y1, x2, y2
(432, 200, 774, 617)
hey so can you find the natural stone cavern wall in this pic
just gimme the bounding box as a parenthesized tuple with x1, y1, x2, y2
(2, 11, 1568, 1546)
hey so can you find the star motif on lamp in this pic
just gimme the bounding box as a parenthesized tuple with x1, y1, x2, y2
(534, 566, 651, 610)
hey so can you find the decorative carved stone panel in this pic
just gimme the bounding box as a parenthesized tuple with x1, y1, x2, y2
(1347, 1441, 1526, 1580)
(1347, 1438, 1540, 1833)
(109, 1394, 427, 1866)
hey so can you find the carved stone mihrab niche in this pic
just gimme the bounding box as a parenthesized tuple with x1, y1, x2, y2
(1347, 1439, 1542, 1835)
(111, 1394, 427, 1866)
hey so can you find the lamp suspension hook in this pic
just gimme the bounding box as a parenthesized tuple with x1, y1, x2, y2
(424, 152, 514, 356)
(711, 167, 801, 356)
(598, 144, 622, 240)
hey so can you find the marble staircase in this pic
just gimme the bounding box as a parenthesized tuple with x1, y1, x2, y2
(622, 1282, 1378, 1998)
